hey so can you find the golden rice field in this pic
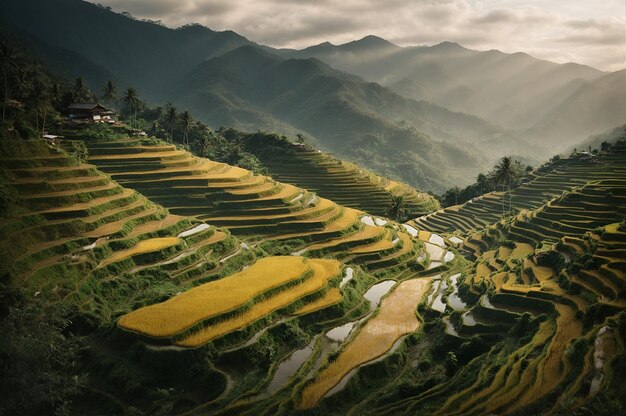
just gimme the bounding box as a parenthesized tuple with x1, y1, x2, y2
(298, 278, 430, 409)
(306, 225, 385, 251)
(89, 150, 185, 160)
(35, 188, 135, 213)
(511, 304, 582, 413)
(482, 320, 556, 412)
(85, 204, 160, 238)
(176, 259, 341, 347)
(118, 256, 310, 337)
(293, 288, 342, 316)
(347, 231, 395, 254)
(525, 259, 554, 281)
(510, 242, 533, 258)
(100, 237, 181, 267)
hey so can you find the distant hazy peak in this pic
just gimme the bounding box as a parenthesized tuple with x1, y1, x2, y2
(339, 35, 399, 50)
(431, 41, 467, 50)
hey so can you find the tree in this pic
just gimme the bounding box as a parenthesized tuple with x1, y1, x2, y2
(101, 80, 117, 107)
(445, 351, 458, 377)
(51, 81, 62, 111)
(29, 77, 50, 136)
(73, 76, 91, 102)
(296, 133, 305, 144)
(0, 41, 19, 123)
(386, 195, 408, 222)
(165, 104, 177, 142)
(179, 110, 192, 147)
(601, 141, 612, 152)
(123, 87, 138, 127)
(489, 156, 520, 217)
(0, 300, 87, 415)
(476, 173, 490, 195)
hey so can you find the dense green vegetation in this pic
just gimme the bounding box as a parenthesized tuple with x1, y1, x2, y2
(0, 0, 541, 194)
(0, 2, 625, 415)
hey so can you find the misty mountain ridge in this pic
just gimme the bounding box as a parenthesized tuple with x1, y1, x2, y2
(281, 35, 625, 148)
(3, 0, 623, 192)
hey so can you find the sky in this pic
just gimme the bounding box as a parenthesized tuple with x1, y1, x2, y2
(89, 0, 626, 71)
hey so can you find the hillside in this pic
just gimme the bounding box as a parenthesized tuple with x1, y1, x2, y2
(1, 0, 534, 193)
(230, 130, 440, 218)
(1, 126, 625, 415)
(0, 0, 253, 103)
(173, 44, 516, 192)
(1, 1, 626, 414)
(281, 36, 626, 149)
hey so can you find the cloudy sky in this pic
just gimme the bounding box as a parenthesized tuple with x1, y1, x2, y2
(90, 0, 625, 71)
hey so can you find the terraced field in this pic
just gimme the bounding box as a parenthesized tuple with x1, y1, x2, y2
(409, 141, 626, 235)
(368, 140, 626, 415)
(394, 222, 626, 416)
(248, 143, 439, 218)
(2, 136, 625, 416)
(85, 138, 429, 274)
(0, 140, 245, 294)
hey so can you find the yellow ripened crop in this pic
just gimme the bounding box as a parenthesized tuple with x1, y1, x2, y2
(307, 225, 384, 251)
(298, 278, 430, 409)
(101, 237, 181, 266)
(293, 288, 342, 316)
(175, 259, 341, 347)
(118, 256, 311, 338)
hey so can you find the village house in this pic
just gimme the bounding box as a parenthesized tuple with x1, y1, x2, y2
(67, 103, 116, 124)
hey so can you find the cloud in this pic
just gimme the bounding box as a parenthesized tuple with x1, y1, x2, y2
(87, 0, 626, 71)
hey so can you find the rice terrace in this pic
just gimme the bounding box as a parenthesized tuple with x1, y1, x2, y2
(0, 0, 625, 415)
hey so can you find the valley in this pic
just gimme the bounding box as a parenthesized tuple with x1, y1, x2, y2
(0, 1, 625, 415)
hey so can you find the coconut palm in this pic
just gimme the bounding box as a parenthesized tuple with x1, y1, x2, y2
(101, 80, 117, 107)
(386, 195, 408, 222)
(123, 87, 138, 127)
(179, 110, 192, 147)
(489, 156, 520, 217)
(165, 104, 177, 142)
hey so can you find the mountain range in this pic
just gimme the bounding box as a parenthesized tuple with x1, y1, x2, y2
(280, 36, 626, 147)
(1, 0, 624, 192)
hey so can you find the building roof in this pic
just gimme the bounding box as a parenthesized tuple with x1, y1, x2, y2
(68, 103, 108, 110)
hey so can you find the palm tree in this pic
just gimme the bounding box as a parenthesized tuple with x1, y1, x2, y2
(386, 195, 408, 222)
(123, 87, 138, 127)
(179, 110, 192, 147)
(0, 41, 19, 122)
(489, 156, 519, 217)
(101, 80, 117, 107)
(165, 104, 177, 142)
